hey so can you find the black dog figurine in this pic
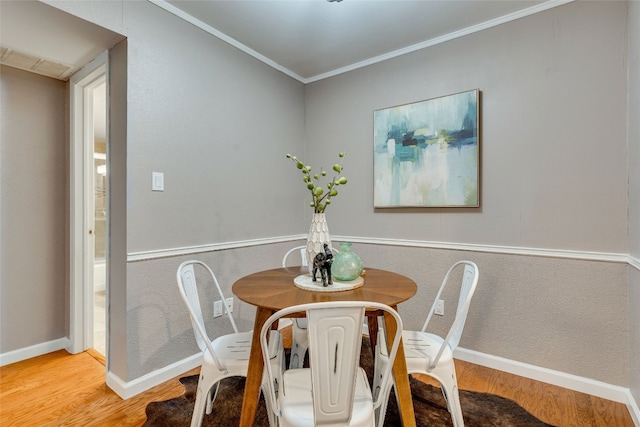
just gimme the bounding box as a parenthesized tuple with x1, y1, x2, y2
(312, 243, 333, 286)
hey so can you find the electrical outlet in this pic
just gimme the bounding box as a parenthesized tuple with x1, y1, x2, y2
(435, 299, 444, 316)
(225, 297, 233, 313)
(214, 300, 223, 318)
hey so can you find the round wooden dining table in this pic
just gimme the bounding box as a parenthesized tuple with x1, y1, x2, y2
(233, 266, 418, 427)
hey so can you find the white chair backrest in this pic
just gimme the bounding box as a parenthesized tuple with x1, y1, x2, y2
(282, 245, 339, 268)
(307, 304, 365, 425)
(176, 260, 239, 369)
(260, 301, 403, 426)
(421, 260, 479, 367)
(281, 245, 307, 267)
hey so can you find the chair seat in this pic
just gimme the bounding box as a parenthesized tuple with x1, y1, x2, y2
(202, 331, 251, 368)
(204, 330, 281, 372)
(279, 367, 374, 427)
(403, 330, 454, 372)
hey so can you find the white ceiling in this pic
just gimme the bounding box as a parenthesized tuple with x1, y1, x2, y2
(0, 1, 124, 80)
(156, 0, 569, 83)
(0, 0, 571, 83)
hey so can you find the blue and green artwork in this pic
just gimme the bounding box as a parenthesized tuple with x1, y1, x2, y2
(373, 89, 480, 207)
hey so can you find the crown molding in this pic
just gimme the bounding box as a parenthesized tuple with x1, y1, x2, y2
(149, 0, 574, 84)
(305, 0, 575, 83)
(147, 0, 306, 82)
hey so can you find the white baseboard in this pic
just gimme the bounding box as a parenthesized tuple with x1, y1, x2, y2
(3, 340, 637, 426)
(455, 347, 640, 425)
(92, 341, 640, 427)
(628, 392, 640, 427)
(106, 352, 202, 399)
(0, 337, 70, 367)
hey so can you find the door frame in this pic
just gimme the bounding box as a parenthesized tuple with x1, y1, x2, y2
(69, 51, 108, 355)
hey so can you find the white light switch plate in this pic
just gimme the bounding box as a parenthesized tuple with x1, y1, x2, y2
(152, 172, 164, 191)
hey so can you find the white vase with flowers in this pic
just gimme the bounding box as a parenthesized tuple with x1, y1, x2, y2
(286, 152, 347, 271)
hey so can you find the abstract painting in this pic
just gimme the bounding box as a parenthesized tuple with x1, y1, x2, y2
(373, 89, 480, 208)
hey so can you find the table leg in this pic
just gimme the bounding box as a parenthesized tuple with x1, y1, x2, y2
(367, 314, 379, 358)
(385, 306, 416, 427)
(239, 306, 274, 427)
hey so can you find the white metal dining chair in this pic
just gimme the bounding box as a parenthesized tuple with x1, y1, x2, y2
(282, 246, 309, 369)
(177, 260, 285, 427)
(261, 301, 403, 427)
(374, 260, 479, 427)
(281, 245, 337, 369)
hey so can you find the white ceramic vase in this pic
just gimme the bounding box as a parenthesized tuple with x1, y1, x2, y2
(305, 213, 331, 273)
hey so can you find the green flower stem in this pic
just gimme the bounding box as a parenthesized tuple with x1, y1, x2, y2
(286, 152, 347, 213)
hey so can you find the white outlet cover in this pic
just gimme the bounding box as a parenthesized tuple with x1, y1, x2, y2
(213, 300, 223, 317)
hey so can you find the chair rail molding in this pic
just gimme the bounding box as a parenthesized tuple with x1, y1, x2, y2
(127, 235, 302, 262)
(128, 235, 630, 266)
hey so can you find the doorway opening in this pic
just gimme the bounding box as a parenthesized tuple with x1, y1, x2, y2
(69, 51, 108, 365)
(92, 81, 107, 358)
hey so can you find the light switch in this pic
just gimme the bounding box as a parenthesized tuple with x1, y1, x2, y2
(152, 172, 164, 191)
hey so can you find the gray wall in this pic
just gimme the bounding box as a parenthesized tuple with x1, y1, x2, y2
(120, 2, 305, 380)
(627, 0, 640, 405)
(352, 244, 627, 383)
(303, 1, 630, 385)
(305, 1, 628, 253)
(0, 66, 68, 352)
(107, 37, 129, 378)
(126, 243, 295, 376)
(120, 1, 306, 253)
(1, 0, 635, 401)
(43, 0, 306, 381)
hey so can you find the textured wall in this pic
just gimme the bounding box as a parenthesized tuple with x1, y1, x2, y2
(116, 2, 305, 379)
(126, 243, 293, 377)
(107, 38, 129, 379)
(39, 0, 307, 380)
(21, 0, 636, 394)
(301, 1, 630, 386)
(0, 66, 67, 352)
(305, 1, 628, 255)
(627, 0, 640, 405)
(128, 240, 629, 385)
(631, 267, 640, 403)
(352, 243, 628, 385)
(121, 1, 307, 253)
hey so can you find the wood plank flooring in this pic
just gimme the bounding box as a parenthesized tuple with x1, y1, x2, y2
(1, 339, 634, 426)
(0, 349, 197, 427)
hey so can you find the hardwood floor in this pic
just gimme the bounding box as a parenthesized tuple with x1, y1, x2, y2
(414, 365, 634, 426)
(1, 338, 634, 426)
(0, 349, 197, 427)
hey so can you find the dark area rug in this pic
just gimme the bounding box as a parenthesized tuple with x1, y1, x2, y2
(144, 339, 554, 426)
